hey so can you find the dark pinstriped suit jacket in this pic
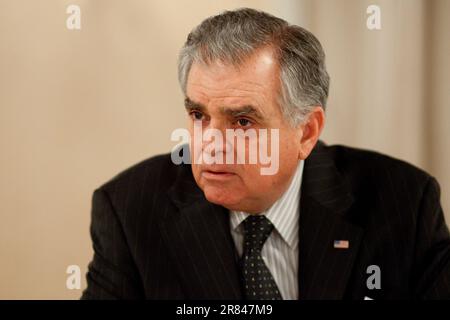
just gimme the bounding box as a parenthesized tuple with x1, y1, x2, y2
(81, 141, 450, 299)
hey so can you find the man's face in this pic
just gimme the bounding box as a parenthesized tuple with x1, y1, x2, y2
(185, 47, 304, 214)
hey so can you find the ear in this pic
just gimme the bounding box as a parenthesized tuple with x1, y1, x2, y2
(298, 106, 325, 160)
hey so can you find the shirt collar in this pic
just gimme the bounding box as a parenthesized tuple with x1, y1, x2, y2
(230, 160, 304, 249)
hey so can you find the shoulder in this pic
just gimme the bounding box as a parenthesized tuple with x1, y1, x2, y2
(94, 152, 185, 213)
(323, 142, 433, 186)
(320, 142, 438, 213)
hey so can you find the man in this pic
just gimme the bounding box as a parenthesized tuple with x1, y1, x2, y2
(81, 8, 450, 299)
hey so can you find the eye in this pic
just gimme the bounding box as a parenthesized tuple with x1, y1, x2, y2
(236, 118, 252, 127)
(189, 111, 204, 121)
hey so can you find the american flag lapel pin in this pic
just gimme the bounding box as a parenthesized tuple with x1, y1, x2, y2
(334, 240, 349, 249)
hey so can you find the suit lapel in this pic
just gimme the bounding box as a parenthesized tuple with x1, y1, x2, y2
(162, 160, 242, 299)
(298, 141, 364, 299)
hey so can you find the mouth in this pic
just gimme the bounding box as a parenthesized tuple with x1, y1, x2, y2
(201, 170, 236, 181)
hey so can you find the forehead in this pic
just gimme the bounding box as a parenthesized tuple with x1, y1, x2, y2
(186, 47, 280, 107)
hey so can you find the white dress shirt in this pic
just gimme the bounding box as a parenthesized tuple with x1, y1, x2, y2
(230, 160, 304, 300)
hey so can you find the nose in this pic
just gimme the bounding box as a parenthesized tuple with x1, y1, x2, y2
(197, 119, 234, 163)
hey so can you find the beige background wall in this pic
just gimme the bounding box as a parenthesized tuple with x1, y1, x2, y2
(0, 0, 448, 299)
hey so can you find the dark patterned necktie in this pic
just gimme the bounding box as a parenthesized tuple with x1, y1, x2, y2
(240, 215, 283, 300)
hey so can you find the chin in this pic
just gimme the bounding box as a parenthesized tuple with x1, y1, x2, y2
(202, 185, 241, 210)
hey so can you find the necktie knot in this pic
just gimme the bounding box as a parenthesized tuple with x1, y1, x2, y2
(242, 215, 274, 253)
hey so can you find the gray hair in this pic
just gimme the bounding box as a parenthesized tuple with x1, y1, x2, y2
(178, 8, 330, 126)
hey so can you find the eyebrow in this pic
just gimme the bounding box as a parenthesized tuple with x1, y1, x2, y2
(184, 97, 205, 112)
(184, 97, 265, 120)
